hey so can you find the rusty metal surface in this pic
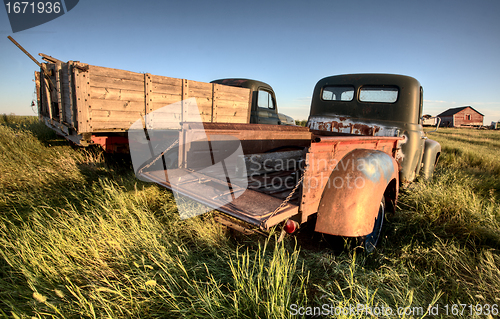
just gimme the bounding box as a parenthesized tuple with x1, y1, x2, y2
(91, 135, 130, 153)
(299, 135, 401, 224)
(313, 149, 399, 237)
(312, 134, 403, 144)
(308, 116, 400, 136)
(140, 168, 299, 230)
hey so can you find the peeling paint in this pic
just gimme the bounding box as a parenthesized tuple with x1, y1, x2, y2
(308, 116, 399, 137)
(309, 115, 407, 167)
(394, 134, 407, 164)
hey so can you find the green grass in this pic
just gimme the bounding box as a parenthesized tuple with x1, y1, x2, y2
(1, 117, 500, 318)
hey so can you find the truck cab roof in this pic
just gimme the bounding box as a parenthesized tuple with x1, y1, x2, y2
(210, 78, 274, 93)
(310, 73, 422, 125)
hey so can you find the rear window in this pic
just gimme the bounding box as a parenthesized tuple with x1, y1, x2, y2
(322, 86, 354, 101)
(359, 86, 398, 103)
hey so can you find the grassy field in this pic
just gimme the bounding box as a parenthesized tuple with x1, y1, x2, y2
(1, 115, 499, 318)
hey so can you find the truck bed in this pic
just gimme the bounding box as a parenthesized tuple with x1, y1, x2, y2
(36, 57, 253, 146)
(136, 123, 403, 230)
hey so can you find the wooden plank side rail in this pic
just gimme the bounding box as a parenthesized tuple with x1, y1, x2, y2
(73, 62, 90, 133)
(37, 58, 253, 144)
(66, 62, 75, 128)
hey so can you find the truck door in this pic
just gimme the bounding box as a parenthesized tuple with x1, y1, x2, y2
(257, 89, 280, 125)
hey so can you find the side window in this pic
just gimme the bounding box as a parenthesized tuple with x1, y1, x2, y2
(258, 90, 274, 109)
(322, 86, 354, 101)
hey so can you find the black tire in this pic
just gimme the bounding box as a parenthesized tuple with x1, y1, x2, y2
(361, 196, 385, 253)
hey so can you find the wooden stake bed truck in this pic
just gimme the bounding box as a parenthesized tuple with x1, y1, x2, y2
(35, 55, 292, 153)
(135, 74, 441, 251)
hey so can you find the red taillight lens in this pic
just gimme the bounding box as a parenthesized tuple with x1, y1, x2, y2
(284, 220, 298, 234)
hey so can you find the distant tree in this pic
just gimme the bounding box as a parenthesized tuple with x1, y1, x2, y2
(295, 120, 308, 127)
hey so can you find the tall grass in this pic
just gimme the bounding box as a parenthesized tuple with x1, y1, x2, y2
(1, 117, 500, 318)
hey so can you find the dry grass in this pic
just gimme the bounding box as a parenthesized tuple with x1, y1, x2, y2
(1, 117, 499, 318)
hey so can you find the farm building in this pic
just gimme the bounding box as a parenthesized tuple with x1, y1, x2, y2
(437, 106, 483, 127)
(422, 114, 438, 126)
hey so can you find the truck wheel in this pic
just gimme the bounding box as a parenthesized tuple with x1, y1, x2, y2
(361, 197, 385, 253)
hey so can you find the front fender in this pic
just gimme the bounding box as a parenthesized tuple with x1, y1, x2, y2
(314, 149, 399, 237)
(421, 139, 441, 180)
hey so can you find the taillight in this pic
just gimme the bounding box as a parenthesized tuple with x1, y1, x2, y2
(284, 220, 298, 234)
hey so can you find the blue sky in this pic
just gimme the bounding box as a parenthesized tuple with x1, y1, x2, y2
(1, 0, 500, 124)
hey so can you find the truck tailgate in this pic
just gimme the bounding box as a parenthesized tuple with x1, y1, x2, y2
(140, 168, 298, 229)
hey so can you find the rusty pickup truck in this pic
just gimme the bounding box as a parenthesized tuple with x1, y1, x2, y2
(134, 74, 440, 251)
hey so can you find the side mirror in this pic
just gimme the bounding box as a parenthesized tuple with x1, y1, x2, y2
(426, 117, 441, 134)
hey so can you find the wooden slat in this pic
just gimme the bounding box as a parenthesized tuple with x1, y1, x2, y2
(219, 89, 249, 101)
(73, 63, 90, 133)
(91, 109, 144, 118)
(43, 73, 52, 119)
(89, 99, 146, 111)
(91, 121, 138, 130)
(215, 115, 250, 123)
(150, 101, 182, 113)
(216, 110, 249, 120)
(91, 110, 144, 121)
(188, 79, 213, 89)
(188, 88, 213, 99)
(216, 100, 250, 109)
(61, 63, 73, 126)
(187, 80, 213, 99)
(89, 65, 144, 82)
(90, 87, 146, 102)
(48, 64, 59, 121)
(66, 62, 75, 127)
(55, 62, 63, 123)
(215, 84, 251, 100)
(214, 83, 249, 94)
(90, 75, 144, 92)
(150, 74, 182, 86)
(34, 71, 41, 117)
(149, 93, 182, 105)
(152, 82, 182, 95)
(185, 106, 209, 115)
(200, 114, 212, 122)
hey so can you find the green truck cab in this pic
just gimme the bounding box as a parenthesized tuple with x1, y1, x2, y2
(307, 74, 441, 182)
(211, 78, 295, 126)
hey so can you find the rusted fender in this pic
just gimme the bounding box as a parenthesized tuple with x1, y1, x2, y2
(314, 149, 399, 237)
